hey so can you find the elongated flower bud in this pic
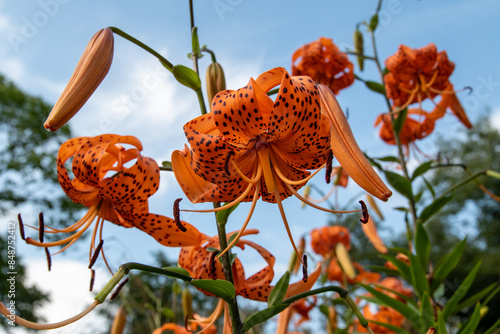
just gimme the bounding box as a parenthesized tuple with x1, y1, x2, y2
(44, 28, 114, 131)
(206, 62, 226, 110)
(354, 29, 364, 71)
(110, 306, 127, 334)
(181, 288, 193, 320)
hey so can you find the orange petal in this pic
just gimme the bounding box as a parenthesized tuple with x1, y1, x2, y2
(361, 216, 388, 254)
(284, 262, 321, 299)
(318, 84, 392, 201)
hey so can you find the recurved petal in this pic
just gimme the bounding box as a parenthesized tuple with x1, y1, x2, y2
(361, 216, 388, 254)
(44, 28, 114, 131)
(318, 84, 392, 201)
(57, 136, 99, 205)
(283, 262, 321, 299)
(171, 146, 220, 203)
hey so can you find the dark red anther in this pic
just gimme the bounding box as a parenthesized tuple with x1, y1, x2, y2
(89, 239, 104, 269)
(17, 214, 25, 241)
(359, 200, 369, 224)
(184, 315, 193, 332)
(224, 150, 235, 176)
(302, 254, 308, 283)
(110, 278, 129, 300)
(45, 248, 52, 271)
(89, 269, 95, 292)
(174, 198, 187, 232)
(209, 250, 219, 280)
(325, 149, 333, 184)
(38, 212, 45, 242)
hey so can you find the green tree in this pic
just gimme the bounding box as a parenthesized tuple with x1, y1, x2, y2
(426, 113, 500, 332)
(0, 73, 80, 330)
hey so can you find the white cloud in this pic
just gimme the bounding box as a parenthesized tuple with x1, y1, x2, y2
(491, 108, 500, 132)
(23, 258, 109, 334)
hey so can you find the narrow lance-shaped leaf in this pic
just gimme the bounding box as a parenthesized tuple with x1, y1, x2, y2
(242, 303, 290, 332)
(441, 261, 482, 320)
(408, 253, 430, 300)
(430, 238, 467, 293)
(384, 170, 413, 199)
(268, 271, 290, 307)
(412, 161, 433, 181)
(392, 107, 408, 135)
(190, 279, 235, 303)
(419, 193, 454, 224)
(457, 303, 482, 334)
(415, 223, 431, 271)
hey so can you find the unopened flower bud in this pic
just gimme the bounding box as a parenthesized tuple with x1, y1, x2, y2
(181, 288, 193, 320)
(354, 29, 364, 71)
(110, 306, 127, 334)
(206, 62, 226, 110)
(44, 28, 114, 131)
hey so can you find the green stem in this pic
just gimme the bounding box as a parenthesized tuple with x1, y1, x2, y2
(216, 220, 244, 333)
(439, 170, 486, 199)
(109, 27, 173, 71)
(197, 88, 208, 115)
(369, 28, 418, 247)
(487, 170, 500, 180)
(121, 262, 193, 283)
(202, 47, 217, 63)
(281, 286, 371, 330)
(95, 267, 126, 303)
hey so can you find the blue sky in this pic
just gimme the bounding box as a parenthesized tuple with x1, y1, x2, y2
(1, 0, 500, 331)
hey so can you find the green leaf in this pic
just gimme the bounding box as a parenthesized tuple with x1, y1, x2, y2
(457, 303, 482, 334)
(365, 81, 386, 95)
(172, 65, 201, 90)
(319, 304, 329, 317)
(415, 223, 431, 270)
(368, 320, 412, 334)
(419, 292, 435, 329)
(430, 238, 467, 294)
(380, 254, 411, 282)
(161, 160, 172, 169)
(368, 14, 379, 31)
(454, 283, 497, 314)
(441, 261, 482, 320)
(242, 303, 289, 332)
(373, 284, 417, 307)
(216, 202, 240, 225)
(162, 266, 191, 278)
(483, 317, 500, 334)
(392, 107, 408, 135)
(412, 161, 433, 181)
(419, 193, 454, 224)
(437, 309, 448, 334)
(422, 177, 436, 199)
(408, 253, 429, 299)
(268, 271, 290, 307)
(374, 155, 400, 162)
(384, 170, 413, 199)
(366, 265, 399, 277)
(483, 284, 500, 306)
(190, 279, 235, 303)
(360, 284, 421, 330)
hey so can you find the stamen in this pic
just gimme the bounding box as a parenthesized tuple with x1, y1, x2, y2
(88, 239, 104, 269)
(231, 159, 261, 184)
(184, 315, 193, 333)
(283, 181, 361, 214)
(274, 179, 304, 266)
(38, 212, 45, 242)
(183, 164, 262, 214)
(174, 198, 187, 232)
(302, 254, 308, 283)
(45, 248, 52, 271)
(17, 214, 25, 240)
(209, 250, 219, 280)
(359, 200, 369, 224)
(269, 149, 325, 186)
(325, 150, 333, 184)
(110, 278, 129, 300)
(89, 269, 95, 291)
(216, 182, 261, 260)
(224, 150, 235, 176)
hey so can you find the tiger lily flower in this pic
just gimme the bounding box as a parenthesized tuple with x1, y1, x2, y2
(292, 37, 354, 94)
(44, 28, 114, 132)
(310, 225, 351, 257)
(172, 67, 391, 257)
(384, 44, 471, 127)
(354, 306, 405, 333)
(179, 229, 321, 301)
(25, 134, 202, 270)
